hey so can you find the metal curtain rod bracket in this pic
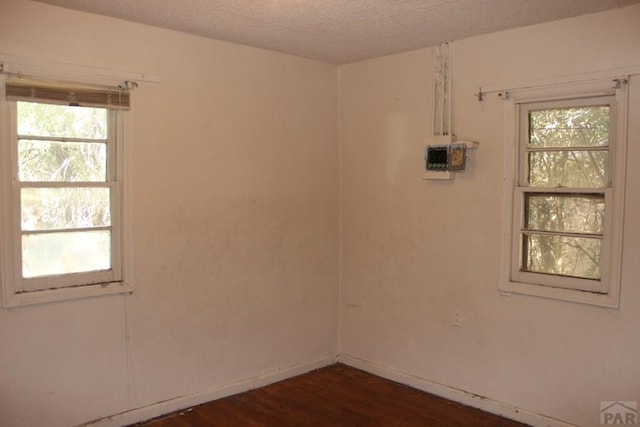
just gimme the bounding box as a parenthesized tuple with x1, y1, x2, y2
(122, 80, 139, 90)
(613, 78, 628, 89)
(474, 87, 484, 102)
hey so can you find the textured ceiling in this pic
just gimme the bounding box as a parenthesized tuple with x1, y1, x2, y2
(34, 0, 640, 64)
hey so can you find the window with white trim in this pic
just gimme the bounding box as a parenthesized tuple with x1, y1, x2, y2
(1, 78, 132, 307)
(501, 78, 628, 307)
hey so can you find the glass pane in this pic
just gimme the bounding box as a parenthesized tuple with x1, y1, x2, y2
(525, 193, 604, 234)
(17, 102, 107, 139)
(18, 139, 107, 182)
(22, 187, 110, 231)
(528, 150, 607, 188)
(22, 230, 111, 278)
(529, 105, 609, 147)
(524, 233, 601, 280)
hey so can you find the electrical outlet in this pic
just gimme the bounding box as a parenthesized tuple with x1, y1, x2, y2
(453, 311, 463, 327)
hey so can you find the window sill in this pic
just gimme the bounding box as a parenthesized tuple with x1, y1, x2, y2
(2, 281, 133, 308)
(499, 280, 619, 308)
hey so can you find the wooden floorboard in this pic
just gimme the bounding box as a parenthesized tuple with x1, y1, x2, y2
(131, 364, 529, 427)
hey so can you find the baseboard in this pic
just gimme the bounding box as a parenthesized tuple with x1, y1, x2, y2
(78, 354, 338, 427)
(338, 353, 577, 427)
(79, 352, 575, 427)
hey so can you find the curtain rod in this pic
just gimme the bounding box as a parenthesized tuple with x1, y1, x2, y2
(0, 53, 160, 88)
(475, 65, 640, 101)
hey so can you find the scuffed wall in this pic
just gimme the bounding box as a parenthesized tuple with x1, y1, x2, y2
(0, 1, 339, 426)
(339, 5, 640, 427)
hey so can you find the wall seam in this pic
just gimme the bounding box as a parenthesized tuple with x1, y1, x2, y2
(336, 65, 344, 357)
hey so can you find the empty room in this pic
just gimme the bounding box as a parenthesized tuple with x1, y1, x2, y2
(1, 1, 639, 426)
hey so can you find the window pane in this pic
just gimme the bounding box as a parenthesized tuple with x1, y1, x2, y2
(18, 139, 107, 182)
(530, 105, 609, 147)
(22, 230, 111, 278)
(17, 102, 107, 139)
(528, 150, 607, 188)
(525, 193, 604, 234)
(21, 188, 110, 231)
(524, 233, 601, 280)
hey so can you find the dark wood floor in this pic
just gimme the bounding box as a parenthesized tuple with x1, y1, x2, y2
(132, 364, 529, 427)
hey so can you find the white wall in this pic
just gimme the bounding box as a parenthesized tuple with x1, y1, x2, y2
(0, 1, 339, 426)
(2, 1, 640, 426)
(339, 5, 640, 427)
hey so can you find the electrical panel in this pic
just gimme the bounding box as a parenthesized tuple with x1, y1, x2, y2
(425, 145, 449, 170)
(425, 144, 467, 171)
(423, 136, 478, 180)
(448, 144, 467, 171)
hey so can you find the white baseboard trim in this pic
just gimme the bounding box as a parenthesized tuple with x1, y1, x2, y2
(338, 353, 577, 427)
(79, 352, 576, 427)
(78, 354, 338, 427)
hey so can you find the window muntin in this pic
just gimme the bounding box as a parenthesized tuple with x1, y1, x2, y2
(514, 96, 614, 291)
(13, 101, 120, 291)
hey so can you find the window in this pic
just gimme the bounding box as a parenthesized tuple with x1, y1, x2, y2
(1, 79, 133, 307)
(500, 78, 628, 307)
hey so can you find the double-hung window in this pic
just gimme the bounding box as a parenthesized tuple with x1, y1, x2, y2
(501, 78, 628, 307)
(1, 79, 132, 307)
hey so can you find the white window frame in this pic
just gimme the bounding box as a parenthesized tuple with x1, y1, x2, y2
(0, 77, 133, 307)
(500, 77, 628, 308)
